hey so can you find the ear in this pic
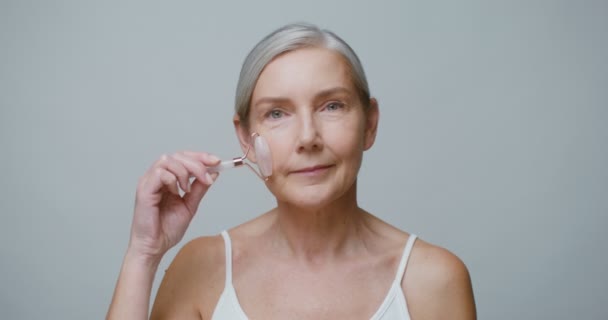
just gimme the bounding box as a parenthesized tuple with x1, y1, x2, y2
(233, 114, 258, 162)
(363, 97, 379, 150)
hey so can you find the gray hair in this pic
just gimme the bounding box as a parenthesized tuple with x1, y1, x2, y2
(235, 22, 371, 127)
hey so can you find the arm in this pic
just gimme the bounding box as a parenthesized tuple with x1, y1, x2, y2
(150, 236, 223, 320)
(106, 252, 161, 320)
(431, 253, 476, 319)
(405, 245, 477, 320)
(106, 152, 220, 320)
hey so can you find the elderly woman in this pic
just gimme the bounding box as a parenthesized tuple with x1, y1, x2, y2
(107, 23, 476, 320)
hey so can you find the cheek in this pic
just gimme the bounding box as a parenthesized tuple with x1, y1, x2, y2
(263, 131, 295, 171)
(249, 122, 290, 164)
(327, 123, 366, 176)
(327, 121, 366, 155)
(335, 138, 365, 177)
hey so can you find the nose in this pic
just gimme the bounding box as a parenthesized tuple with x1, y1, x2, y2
(296, 112, 322, 153)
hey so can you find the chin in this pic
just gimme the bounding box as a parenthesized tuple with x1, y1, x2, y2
(273, 183, 353, 211)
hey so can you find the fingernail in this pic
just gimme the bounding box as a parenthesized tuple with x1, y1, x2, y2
(205, 172, 214, 185)
(209, 155, 221, 163)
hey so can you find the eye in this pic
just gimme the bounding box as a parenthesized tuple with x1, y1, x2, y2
(324, 101, 345, 111)
(267, 109, 284, 119)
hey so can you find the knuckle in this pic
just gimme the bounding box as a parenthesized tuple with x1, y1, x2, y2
(158, 153, 171, 164)
(166, 174, 177, 183)
(194, 163, 205, 176)
(153, 167, 165, 177)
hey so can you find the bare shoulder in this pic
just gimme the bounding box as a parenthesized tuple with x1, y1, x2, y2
(404, 238, 477, 320)
(150, 235, 226, 320)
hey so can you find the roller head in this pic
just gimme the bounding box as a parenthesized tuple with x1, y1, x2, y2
(253, 135, 272, 178)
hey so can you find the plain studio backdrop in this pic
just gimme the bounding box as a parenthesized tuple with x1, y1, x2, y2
(1, 0, 606, 319)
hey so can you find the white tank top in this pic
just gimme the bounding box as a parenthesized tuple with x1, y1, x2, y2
(211, 231, 417, 320)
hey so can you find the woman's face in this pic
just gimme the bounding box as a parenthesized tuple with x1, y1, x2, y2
(239, 47, 378, 209)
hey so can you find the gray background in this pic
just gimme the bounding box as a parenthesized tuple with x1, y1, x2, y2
(1, 0, 606, 319)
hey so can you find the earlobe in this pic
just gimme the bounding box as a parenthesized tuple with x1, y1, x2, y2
(364, 98, 379, 150)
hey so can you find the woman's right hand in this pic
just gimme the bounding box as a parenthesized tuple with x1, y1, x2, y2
(127, 151, 221, 262)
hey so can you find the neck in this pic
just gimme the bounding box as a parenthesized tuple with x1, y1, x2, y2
(270, 183, 369, 261)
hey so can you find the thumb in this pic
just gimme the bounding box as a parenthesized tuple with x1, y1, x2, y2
(183, 172, 218, 215)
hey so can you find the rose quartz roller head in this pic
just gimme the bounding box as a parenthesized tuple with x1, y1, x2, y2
(207, 132, 272, 180)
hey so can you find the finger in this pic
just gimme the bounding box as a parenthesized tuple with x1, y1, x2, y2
(181, 151, 222, 166)
(183, 172, 218, 213)
(157, 154, 190, 193)
(138, 167, 172, 195)
(172, 153, 211, 186)
(158, 168, 180, 196)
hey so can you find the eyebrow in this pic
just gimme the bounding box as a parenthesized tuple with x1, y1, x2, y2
(252, 86, 354, 107)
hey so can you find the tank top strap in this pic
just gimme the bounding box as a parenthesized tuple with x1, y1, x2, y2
(220, 230, 233, 286)
(394, 234, 417, 283)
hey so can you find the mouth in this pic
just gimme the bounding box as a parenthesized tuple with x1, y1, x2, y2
(291, 164, 334, 175)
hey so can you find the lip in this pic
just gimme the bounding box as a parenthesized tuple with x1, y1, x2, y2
(291, 164, 334, 174)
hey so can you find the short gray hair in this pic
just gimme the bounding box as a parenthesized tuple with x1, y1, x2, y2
(235, 22, 371, 127)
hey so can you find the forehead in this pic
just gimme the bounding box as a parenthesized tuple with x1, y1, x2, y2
(252, 47, 354, 101)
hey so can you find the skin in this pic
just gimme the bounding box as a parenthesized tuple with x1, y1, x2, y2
(106, 47, 476, 320)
